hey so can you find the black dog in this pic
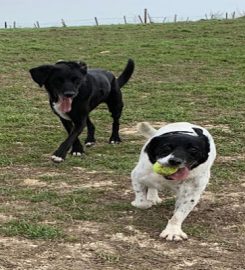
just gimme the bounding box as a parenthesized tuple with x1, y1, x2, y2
(29, 59, 134, 163)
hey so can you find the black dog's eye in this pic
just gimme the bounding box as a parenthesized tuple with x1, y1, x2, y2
(71, 76, 80, 83)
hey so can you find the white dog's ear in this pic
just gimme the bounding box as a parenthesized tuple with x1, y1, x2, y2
(193, 127, 210, 159)
(144, 136, 163, 164)
(192, 128, 204, 136)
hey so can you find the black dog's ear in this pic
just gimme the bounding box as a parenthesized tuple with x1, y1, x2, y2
(78, 61, 87, 74)
(29, 65, 54, 87)
(144, 136, 162, 164)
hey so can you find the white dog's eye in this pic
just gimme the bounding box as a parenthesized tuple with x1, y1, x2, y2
(161, 145, 172, 153)
(189, 147, 199, 153)
(56, 77, 64, 84)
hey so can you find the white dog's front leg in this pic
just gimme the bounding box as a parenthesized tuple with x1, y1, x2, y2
(147, 188, 162, 205)
(160, 181, 208, 241)
(131, 177, 153, 209)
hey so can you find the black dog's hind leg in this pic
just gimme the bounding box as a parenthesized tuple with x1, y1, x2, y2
(60, 118, 84, 156)
(85, 117, 96, 147)
(52, 118, 87, 162)
(106, 81, 124, 144)
(109, 108, 123, 143)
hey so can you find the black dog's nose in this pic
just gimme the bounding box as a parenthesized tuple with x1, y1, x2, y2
(64, 92, 75, 98)
(168, 157, 182, 166)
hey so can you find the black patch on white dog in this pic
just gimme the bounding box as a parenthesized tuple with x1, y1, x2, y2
(144, 128, 210, 169)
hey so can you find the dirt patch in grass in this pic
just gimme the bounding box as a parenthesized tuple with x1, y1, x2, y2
(120, 122, 168, 136)
(20, 178, 48, 187)
(217, 155, 245, 163)
(0, 165, 244, 270)
(202, 123, 231, 132)
(120, 122, 231, 138)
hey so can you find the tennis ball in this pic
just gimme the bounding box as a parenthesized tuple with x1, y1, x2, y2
(153, 162, 178, 176)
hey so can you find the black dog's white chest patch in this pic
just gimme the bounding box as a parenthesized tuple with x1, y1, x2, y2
(52, 102, 71, 121)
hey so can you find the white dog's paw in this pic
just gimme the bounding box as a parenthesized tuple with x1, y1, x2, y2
(51, 155, 64, 163)
(131, 200, 153, 209)
(146, 188, 162, 205)
(151, 197, 163, 205)
(147, 195, 162, 205)
(160, 226, 188, 241)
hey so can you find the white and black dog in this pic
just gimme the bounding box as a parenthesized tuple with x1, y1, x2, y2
(131, 122, 216, 241)
(29, 59, 134, 163)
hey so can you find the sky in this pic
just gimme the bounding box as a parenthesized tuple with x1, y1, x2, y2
(1, 0, 245, 27)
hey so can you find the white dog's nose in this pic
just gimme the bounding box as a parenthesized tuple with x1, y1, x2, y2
(168, 157, 182, 166)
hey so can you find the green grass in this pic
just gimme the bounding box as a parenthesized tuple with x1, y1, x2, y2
(0, 20, 244, 169)
(0, 18, 244, 249)
(0, 219, 63, 239)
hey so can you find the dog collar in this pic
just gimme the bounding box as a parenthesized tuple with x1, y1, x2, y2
(160, 130, 196, 137)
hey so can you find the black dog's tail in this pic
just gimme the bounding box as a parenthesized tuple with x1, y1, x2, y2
(117, 59, 135, 88)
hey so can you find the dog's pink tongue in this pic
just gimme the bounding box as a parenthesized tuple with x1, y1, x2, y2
(59, 97, 72, 113)
(169, 167, 189, 180)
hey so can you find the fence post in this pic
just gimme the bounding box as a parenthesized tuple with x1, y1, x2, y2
(13, 21, 16, 28)
(94, 17, 99, 26)
(61, 19, 67, 27)
(148, 13, 153, 23)
(138, 15, 143, 24)
(123, 16, 127, 24)
(4, 22, 7, 28)
(144, 8, 147, 23)
(174, 14, 177, 23)
(225, 12, 228, 20)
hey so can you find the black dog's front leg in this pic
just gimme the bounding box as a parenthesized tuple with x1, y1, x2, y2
(51, 119, 87, 163)
(60, 118, 84, 156)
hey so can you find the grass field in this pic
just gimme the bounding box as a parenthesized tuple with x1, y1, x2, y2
(0, 18, 244, 270)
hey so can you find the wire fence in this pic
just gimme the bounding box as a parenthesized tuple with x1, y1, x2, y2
(2, 9, 244, 29)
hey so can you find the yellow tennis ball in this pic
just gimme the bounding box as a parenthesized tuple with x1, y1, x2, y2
(153, 162, 178, 176)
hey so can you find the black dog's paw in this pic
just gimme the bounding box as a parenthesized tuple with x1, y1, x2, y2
(71, 143, 85, 156)
(85, 141, 96, 147)
(51, 149, 67, 163)
(85, 138, 96, 147)
(51, 155, 64, 163)
(70, 151, 85, 157)
(109, 136, 122, 144)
